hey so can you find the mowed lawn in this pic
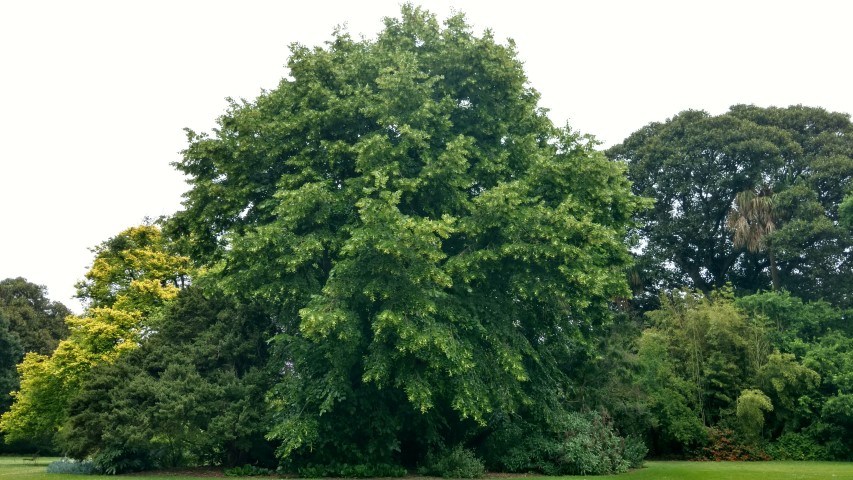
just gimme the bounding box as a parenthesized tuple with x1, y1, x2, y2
(2, 457, 853, 479)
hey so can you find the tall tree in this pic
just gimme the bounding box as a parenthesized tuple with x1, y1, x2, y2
(0, 226, 191, 446)
(609, 105, 853, 305)
(167, 5, 646, 467)
(0, 277, 70, 355)
(0, 278, 69, 450)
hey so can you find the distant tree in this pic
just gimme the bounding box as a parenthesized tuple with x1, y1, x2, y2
(0, 277, 70, 355)
(0, 278, 69, 451)
(0, 226, 191, 446)
(609, 105, 853, 306)
(0, 313, 22, 413)
(166, 5, 646, 468)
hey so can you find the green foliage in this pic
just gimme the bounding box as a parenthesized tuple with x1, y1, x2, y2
(638, 288, 754, 446)
(166, 4, 644, 468)
(297, 463, 407, 478)
(633, 285, 849, 458)
(766, 432, 830, 460)
(622, 435, 649, 469)
(609, 105, 853, 306)
(735, 389, 773, 442)
(45, 458, 97, 474)
(419, 446, 485, 478)
(0, 226, 191, 447)
(61, 287, 276, 473)
(736, 291, 850, 348)
(91, 445, 154, 475)
(755, 352, 820, 430)
(0, 277, 70, 449)
(0, 313, 22, 413)
(0, 277, 71, 355)
(224, 464, 274, 477)
(636, 328, 707, 449)
(840, 193, 853, 230)
(483, 411, 637, 476)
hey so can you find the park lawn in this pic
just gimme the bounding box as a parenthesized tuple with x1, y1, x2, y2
(2, 458, 853, 479)
(568, 461, 853, 480)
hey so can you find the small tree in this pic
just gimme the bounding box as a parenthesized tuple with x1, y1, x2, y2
(736, 389, 773, 443)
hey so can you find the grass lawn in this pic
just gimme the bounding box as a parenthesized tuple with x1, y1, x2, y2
(2, 457, 853, 479)
(585, 461, 853, 479)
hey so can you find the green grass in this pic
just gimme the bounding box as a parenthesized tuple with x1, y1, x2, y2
(568, 461, 853, 480)
(2, 457, 852, 479)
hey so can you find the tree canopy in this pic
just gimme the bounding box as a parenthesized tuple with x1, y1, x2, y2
(0, 225, 191, 446)
(0, 277, 70, 355)
(608, 105, 853, 306)
(166, 4, 645, 469)
(6, 5, 853, 473)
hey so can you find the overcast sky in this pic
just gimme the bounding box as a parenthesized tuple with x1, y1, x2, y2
(2, 0, 852, 313)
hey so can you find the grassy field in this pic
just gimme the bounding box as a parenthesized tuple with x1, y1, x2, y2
(2, 457, 853, 479)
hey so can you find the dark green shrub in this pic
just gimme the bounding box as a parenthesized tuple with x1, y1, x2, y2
(484, 411, 637, 476)
(224, 464, 274, 476)
(622, 435, 648, 469)
(419, 445, 485, 478)
(46, 458, 97, 474)
(297, 463, 407, 478)
(766, 432, 830, 460)
(91, 445, 155, 475)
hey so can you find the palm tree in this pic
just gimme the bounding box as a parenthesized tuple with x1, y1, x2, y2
(728, 185, 780, 290)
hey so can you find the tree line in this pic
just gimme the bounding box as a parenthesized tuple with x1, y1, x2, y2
(2, 5, 852, 476)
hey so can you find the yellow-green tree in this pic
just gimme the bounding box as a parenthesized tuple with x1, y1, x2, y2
(0, 226, 191, 445)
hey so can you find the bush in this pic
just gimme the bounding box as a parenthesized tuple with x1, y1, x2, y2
(46, 458, 97, 475)
(484, 411, 640, 476)
(766, 432, 830, 460)
(91, 445, 156, 475)
(622, 435, 649, 469)
(224, 464, 274, 476)
(297, 463, 407, 478)
(419, 446, 485, 478)
(695, 428, 769, 461)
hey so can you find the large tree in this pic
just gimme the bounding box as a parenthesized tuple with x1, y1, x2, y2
(62, 287, 275, 474)
(0, 277, 70, 355)
(608, 105, 853, 305)
(167, 5, 645, 467)
(0, 226, 191, 446)
(0, 278, 70, 451)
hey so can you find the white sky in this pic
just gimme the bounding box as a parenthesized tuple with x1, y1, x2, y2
(1, 0, 852, 313)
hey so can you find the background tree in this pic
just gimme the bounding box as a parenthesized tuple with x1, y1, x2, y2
(0, 312, 22, 413)
(609, 105, 853, 306)
(0, 225, 191, 447)
(167, 5, 646, 469)
(635, 287, 846, 459)
(0, 277, 70, 356)
(0, 278, 70, 452)
(62, 288, 275, 474)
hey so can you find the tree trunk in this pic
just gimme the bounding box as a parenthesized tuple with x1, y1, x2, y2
(768, 250, 781, 291)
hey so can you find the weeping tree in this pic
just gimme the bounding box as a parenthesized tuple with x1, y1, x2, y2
(166, 5, 646, 468)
